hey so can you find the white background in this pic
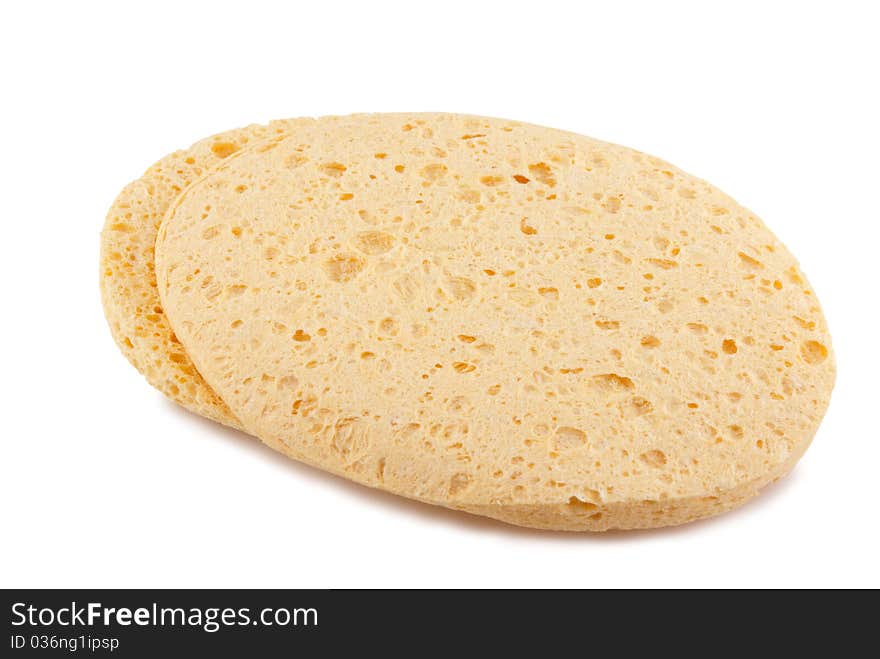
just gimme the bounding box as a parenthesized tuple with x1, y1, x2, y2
(2, 1, 877, 588)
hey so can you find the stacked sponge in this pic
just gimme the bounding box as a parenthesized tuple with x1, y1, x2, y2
(101, 113, 834, 530)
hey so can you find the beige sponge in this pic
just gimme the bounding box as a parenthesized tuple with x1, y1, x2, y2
(153, 113, 834, 530)
(100, 119, 311, 428)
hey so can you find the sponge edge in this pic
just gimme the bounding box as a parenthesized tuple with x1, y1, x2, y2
(155, 113, 835, 531)
(100, 120, 309, 428)
(462, 436, 811, 530)
(250, 423, 811, 531)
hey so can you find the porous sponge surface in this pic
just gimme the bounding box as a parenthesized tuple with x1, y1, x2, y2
(154, 113, 834, 530)
(100, 120, 308, 428)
